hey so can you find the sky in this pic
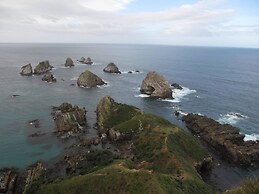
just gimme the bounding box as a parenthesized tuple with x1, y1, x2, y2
(0, 0, 258, 48)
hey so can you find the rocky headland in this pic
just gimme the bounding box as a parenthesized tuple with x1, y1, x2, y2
(140, 71, 172, 98)
(77, 70, 105, 88)
(182, 113, 259, 167)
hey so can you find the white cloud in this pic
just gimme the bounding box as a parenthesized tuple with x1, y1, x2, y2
(0, 0, 258, 46)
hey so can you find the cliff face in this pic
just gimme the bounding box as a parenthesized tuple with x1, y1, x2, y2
(35, 97, 214, 194)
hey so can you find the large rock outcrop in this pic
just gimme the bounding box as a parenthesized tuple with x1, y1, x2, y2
(77, 71, 105, 88)
(42, 73, 57, 83)
(182, 113, 259, 166)
(52, 102, 87, 134)
(140, 71, 172, 98)
(34, 60, 53, 75)
(20, 64, 33, 76)
(103, 63, 121, 74)
(65, 57, 74, 67)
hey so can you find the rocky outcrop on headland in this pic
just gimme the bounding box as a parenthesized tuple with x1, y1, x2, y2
(65, 57, 74, 67)
(52, 102, 87, 134)
(34, 60, 53, 75)
(42, 73, 57, 83)
(140, 71, 172, 98)
(182, 113, 259, 166)
(77, 57, 93, 65)
(0, 169, 17, 193)
(77, 70, 105, 88)
(20, 64, 33, 76)
(103, 63, 121, 74)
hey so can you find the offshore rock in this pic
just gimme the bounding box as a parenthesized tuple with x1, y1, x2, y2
(20, 64, 33, 76)
(34, 60, 53, 75)
(182, 113, 259, 166)
(65, 57, 74, 67)
(103, 63, 121, 74)
(140, 71, 172, 98)
(42, 73, 57, 83)
(171, 83, 183, 90)
(52, 102, 87, 134)
(77, 57, 93, 65)
(77, 70, 105, 88)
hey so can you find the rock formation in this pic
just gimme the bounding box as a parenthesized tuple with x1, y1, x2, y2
(42, 73, 57, 83)
(103, 63, 121, 74)
(182, 113, 259, 166)
(65, 57, 74, 67)
(140, 71, 172, 98)
(171, 83, 183, 90)
(77, 57, 93, 65)
(20, 64, 33, 76)
(77, 70, 105, 88)
(52, 102, 87, 134)
(0, 169, 17, 193)
(34, 60, 53, 75)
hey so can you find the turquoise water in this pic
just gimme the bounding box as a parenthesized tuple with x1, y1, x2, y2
(0, 43, 259, 170)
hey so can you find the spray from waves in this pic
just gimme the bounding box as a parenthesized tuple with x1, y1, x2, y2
(217, 112, 248, 125)
(244, 133, 259, 141)
(135, 86, 196, 103)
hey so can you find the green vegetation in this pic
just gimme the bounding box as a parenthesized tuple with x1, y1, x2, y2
(33, 96, 215, 194)
(224, 179, 259, 194)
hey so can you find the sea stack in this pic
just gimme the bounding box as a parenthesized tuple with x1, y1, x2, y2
(20, 64, 33, 76)
(65, 57, 74, 67)
(103, 63, 121, 74)
(42, 73, 57, 83)
(34, 60, 53, 75)
(77, 57, 93, 65)
(140, 71, 172, 98)
(77, 70, 105, 88)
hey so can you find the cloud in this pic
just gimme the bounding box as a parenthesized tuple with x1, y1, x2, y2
(0, 0, 258, 44)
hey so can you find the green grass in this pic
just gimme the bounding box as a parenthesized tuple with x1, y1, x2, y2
(224, 179, 259, 194)
(32, 96, 215, 194)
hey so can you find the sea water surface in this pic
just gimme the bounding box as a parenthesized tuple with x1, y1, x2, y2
(0, 43, 258, 190)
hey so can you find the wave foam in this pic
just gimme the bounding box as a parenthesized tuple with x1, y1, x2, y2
(172, 86, 197, 103)
(217, 112, 248, 125)
(70, 77, 78, 81)
(135, 94, 150, 98)
(244, 134, 259, 141)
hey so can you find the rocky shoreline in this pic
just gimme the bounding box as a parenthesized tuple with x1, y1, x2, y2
(2, 57, 256, 193)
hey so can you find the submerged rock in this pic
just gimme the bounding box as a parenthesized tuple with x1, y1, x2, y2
(103, 63, 121, 74)
(52, 102, 87, 134)
(65, 57, 74, 67)
(182, 113, 259, 166)
(171, 83, 183, 90)
(42, 73, 57, 83)
(34, 60, 53, 75)
(20, 64, 33, 76)
(77, 70, 105, 88)
(140, 71, 172, 98)
(29, 119, 40, 128)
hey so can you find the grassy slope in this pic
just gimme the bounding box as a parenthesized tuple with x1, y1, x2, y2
(34, 96, 214, 194)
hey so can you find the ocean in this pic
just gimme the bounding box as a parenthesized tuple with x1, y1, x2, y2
(0, 43, 258, 190)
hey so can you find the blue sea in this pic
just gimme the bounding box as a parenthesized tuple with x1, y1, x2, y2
(0, 43, 258, 190)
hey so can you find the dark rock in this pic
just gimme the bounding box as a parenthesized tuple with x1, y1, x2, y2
(29, 132, 46, 137)
(52, 102, 87, 134)
(171, 83, 183, 90)
(140, 71, 172, 98)
(42, 73, 57, 83)
(70, 84, 75, 86)
(77, 70, 105, 88)
(0, 169, 17, 194)
(12, 94, 20, 98)
(195, 156, 213, 174)
(20, 64, 33, 76)
(174, 111, 180, 116)
(29, 119, 40, 128)
(65, 57, 74, 67)
(135, 70, 140, 73)
(128, 71, 133, 74)
(77, 57, 86, 63)
(103, 63, 121, 74)
(182, 113, 259, 166)
(34, 60, 53, 75)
